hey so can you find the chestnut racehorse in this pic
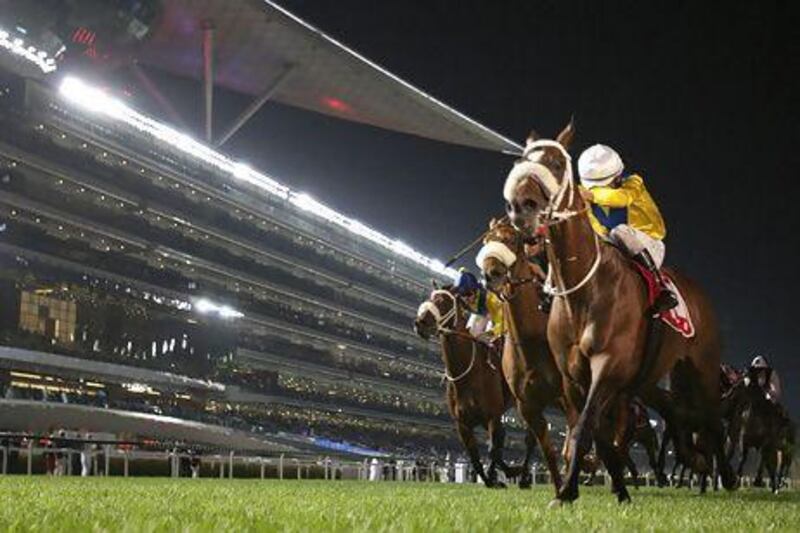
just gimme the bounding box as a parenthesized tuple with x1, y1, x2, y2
(478, 219, 565, 493)
(502, 122, 736, 504)
(414, 287, 532, 488)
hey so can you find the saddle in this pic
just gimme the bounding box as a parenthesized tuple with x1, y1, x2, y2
(631, 262, 695, 338)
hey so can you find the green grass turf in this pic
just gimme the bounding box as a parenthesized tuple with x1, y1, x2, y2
(0, 477, 797, 532)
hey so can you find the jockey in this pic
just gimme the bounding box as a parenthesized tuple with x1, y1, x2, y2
(452, 269, 505, 341)
(748, 355, 782, 404)
(577, 144, 678, 313)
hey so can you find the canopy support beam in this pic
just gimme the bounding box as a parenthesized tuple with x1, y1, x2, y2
(130, 61, 189, 131)
(215, 64, 294, 147)
(202, 20, 215, 142)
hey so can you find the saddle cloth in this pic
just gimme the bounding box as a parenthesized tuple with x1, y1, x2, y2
(632, 263, 696, 338)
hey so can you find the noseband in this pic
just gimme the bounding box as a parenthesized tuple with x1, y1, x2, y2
(480, 231, 540, 302)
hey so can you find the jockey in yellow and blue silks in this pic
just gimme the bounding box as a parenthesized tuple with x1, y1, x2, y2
(577, 144, 678, 313)
(452, 269, 505, 339)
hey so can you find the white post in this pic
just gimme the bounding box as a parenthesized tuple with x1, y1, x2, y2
(26, 441, 33, 476)
(219, 459, 224, 479)
(104, 445, 111, 477)
(324, 457, 330, 480)
(260, 459, 265, 480)
(124, 452, 129, 477)
(279, 454, 284, 480)
(228, 451, 234, 480)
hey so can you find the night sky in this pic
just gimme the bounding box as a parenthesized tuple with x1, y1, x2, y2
(143, 2, 798, 412)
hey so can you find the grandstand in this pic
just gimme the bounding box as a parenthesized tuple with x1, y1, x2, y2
(0, 0, 528, 461)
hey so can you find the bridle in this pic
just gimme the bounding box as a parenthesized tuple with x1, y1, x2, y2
(416, 290, 491, 383)
(519, 140, 602, 298)
(479, 230, 540, 303)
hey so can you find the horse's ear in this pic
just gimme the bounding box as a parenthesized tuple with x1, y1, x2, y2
(526, 129, 540, 145)
(489, 217, 497, 228)
(431, 279, 440, 289)
(556, 116, 576, 149)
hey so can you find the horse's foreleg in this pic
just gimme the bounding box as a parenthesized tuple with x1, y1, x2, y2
(625, 451, 640, 488)
(737, 445, 749, 479)
(709, 418, 738, 491)
(555, 356, 621, 505)
(456, 422, 491, 488)
(753, 455, 765, 487)
(525, 407, 562, 494)
(643, 429, 663, 485)
(596, 432, 632, 503)
(658, 425, 673, 485)
(517, 430, 536, 489)
(768, 450, 779, 494)
(486, 418, 507, 489)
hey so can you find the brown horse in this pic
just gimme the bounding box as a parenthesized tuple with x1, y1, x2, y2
(726, 374, 787, 493)
(479, 221, 666, 491)
(414, 287, 528, 488)
(502, 122, 736, 504)
(478, 219, 565, 493)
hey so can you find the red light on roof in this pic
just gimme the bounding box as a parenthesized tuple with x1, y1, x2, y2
(321, 96, 351, 113)
(72, 27, 96, 46)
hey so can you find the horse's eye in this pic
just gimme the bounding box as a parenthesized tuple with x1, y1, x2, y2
(523, 199, 536, 210)
(505, 201, 513, 213)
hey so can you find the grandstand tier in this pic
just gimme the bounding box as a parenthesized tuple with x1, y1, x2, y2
(0, 72, 498, 458)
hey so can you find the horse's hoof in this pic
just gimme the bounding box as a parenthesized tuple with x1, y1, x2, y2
(493, 481, 507, 489)
(753, 479, 765, 488)
(723, 474, 740, 492)
(518, 477, 532, 490)
(548, 498, 568, 509)
(656, 474, 669, 488)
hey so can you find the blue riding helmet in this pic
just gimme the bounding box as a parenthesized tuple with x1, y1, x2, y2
(453, 269, 481, 295)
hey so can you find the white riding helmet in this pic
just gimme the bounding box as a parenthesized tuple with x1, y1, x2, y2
(750, 355, 769, 368)
(577, 144, 625, 188)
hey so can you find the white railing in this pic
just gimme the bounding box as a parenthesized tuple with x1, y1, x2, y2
(0, 442, 794, 490)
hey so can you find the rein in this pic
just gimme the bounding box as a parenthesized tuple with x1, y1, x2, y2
(542, 229, 602, 297)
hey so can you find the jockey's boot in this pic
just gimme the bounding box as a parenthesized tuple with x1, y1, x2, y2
(634, 250, 678, 314)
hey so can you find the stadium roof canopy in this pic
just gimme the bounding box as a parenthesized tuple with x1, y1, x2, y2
(135, 0, 522, 153)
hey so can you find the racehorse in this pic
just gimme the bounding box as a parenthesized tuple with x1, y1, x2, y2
(478, 219, 564, 492)
(501, 121, 736, 504)
(414, 286, 530, 488)
(727, 375, 786, 493)
(479, 219, 667, 491)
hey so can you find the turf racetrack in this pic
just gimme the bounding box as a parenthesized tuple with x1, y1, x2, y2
(0, 478, 797, 531)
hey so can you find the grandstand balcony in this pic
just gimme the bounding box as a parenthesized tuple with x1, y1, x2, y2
(20, 80, 448, 298)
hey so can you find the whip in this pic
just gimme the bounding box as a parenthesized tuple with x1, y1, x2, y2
(444, 215, 508, 267)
